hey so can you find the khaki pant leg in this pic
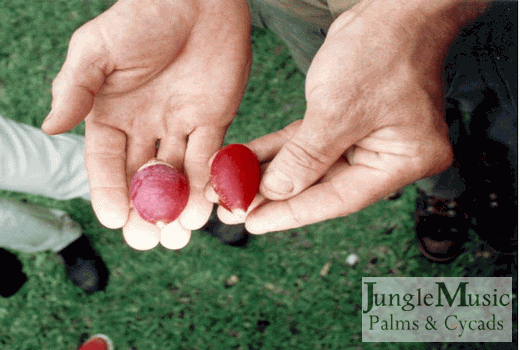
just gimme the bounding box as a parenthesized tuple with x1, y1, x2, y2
(248, 0, 335, 74)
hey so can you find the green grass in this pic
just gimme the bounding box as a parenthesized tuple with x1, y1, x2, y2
(0, 1, 516, 349)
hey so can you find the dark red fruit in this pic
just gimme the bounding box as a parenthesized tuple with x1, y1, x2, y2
(130, 159, 190, 228)
(210, 144, 261, 216)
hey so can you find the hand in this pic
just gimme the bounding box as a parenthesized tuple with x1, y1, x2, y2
(42, 0, 252, 249)
(208, 0, 485, 234)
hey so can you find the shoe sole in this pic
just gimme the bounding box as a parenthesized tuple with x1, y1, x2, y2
(417, 238, 459, 264)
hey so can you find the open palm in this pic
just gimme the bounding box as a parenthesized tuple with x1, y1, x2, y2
(43, 0, 252, 250)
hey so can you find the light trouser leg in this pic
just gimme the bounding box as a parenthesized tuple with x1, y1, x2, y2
(0, 198, 82, 253)
(0, 115, 90, 201)
(247, 0, 334, 74)
(0, 115, 88, 253)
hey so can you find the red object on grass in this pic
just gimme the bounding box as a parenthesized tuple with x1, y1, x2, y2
(78, 334, 113, 350)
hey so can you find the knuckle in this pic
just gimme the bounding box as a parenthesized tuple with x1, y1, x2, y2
(283, 138, 329, 173)
(51, 70, 65, 94)
(279, 120, 303, 140)
(307, 94, 347, 121)
(415, 138, 454, 179)
(287, 199, 306, 228)
(433, 140, 454, 172)
(69, 25, 91, 49)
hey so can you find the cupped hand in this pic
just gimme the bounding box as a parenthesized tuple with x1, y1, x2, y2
(206, 4, 457, 234)
(42, 0, 252, 249)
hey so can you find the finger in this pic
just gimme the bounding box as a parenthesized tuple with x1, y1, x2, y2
(180, 126, 228, 230)
(126, 135, 159, 185)
(160, 221, 192, 250)
(217, 192, 266, 225)
(204, 181, 220, 203)
(216, 206, 241, 225)
(246, 162, 403, 234)
(85, 120, 129, 229)
(156, 133, 188, 170)
(258, 117, 350, 200)
(42, 23, 113, 135)
(246, 119, 302, 163)
(122, 209, 160, 250)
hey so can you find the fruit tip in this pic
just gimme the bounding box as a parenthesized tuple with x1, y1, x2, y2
(156, 221, 167, 230)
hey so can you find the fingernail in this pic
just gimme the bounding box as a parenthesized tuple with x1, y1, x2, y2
(263, 170, 294, 195)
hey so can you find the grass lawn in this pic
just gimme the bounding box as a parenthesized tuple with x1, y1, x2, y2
(0, 0, 516, 349)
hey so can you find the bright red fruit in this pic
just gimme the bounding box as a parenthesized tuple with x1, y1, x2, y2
(210, 144, 261, 216)
(130, 159, 190, 228)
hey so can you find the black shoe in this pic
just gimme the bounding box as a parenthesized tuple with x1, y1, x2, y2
(468, 187, 517, 255)
(0, 248, 28, 297)
(415, 190, 471, 263)
(57, 235, 109, 294)
(202, 206, 250, 247)
(464, 141, 518, 255)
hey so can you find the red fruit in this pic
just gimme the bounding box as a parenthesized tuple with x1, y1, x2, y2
(130, 159, 190, 228)
(210, 144, 261, 217)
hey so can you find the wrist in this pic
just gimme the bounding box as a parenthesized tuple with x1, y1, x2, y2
(364, 0, 490, 46)
(331, 0, 491, 75)
(198, 0, 251, 30)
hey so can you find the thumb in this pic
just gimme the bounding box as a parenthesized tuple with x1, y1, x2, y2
(260, 120, 345, 200)
(42, 22, 112, 135)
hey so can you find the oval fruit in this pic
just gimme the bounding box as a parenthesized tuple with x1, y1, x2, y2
(130, 159, 190, 228)
(210, 144, 261, 217)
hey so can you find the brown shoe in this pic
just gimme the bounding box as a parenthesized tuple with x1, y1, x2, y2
(415, 190, 471, 263)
